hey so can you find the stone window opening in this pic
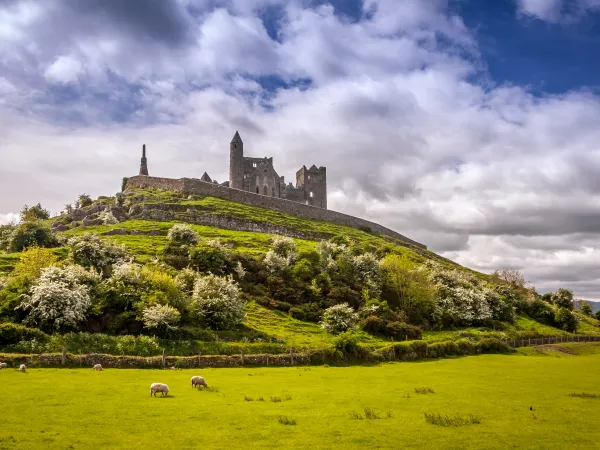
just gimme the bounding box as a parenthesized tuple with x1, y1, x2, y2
(256, 187, 259, 193)
(263, 185, 267, 195)
(253, 163, 257, 167)
(310, 191, 314, 198)
(308, 175, 311, 180)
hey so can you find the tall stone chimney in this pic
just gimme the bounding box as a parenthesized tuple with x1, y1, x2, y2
(139, 144, 149, 176)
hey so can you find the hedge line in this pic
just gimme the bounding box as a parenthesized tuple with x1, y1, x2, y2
(0, 338, 513, 368)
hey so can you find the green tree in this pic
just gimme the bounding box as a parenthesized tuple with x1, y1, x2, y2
(9, 221, 57, 252)
(12, 247, 59, 279)
(75, 194, 93, 209)
(579, 301, 593, 317)
(552, 288, 574, 310)
(0, 224, 16, 251)
(20, 203, 50, 222)
(555, 307, 577, 333)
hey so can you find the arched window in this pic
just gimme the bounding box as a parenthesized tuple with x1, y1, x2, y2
(256, 187, 259, 193)
(272, 186, 275, 197)
(263, 185, 267, 195)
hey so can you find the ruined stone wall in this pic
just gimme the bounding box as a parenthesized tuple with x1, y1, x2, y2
(126, 175, 426, 249)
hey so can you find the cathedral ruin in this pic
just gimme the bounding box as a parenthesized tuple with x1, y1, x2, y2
(139, 131, 327, 209)
(127, 132, 425, 249)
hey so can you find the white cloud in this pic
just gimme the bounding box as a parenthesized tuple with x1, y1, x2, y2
(44, 55, 85, 84)
(516, 0, 600, 22)
(0, 213, 18, 225)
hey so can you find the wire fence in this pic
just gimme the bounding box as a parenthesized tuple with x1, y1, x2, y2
(503, 335, 600, 348)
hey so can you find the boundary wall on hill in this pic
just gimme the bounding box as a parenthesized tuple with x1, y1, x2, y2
(125, 175, 427, 249)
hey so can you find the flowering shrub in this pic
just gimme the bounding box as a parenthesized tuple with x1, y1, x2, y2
(17, 265, 92, 331)
(264, 237, 298, 272)
(234, 261, 246, 280)
(429, 265, 515, 327)
(141, 304, 181, 330)
(321, 303, 359, 334)
(189, 239, 232, 274)
(11, 247, 59, 279)
(167, 224, 199, 246)
(175, 268, 200, 296)
(68, 233, 127, 274)
(316, 241, 347, 273)
(98, 210, 119, 225)
(351, 252, 382, 298)
(191, 274, 245, 330)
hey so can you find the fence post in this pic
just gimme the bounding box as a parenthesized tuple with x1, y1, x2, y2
(61, 347, 67, 365)
(161, 349, 166, 367)
(528, 338, 531, 346)
(290, 347, 294, 366)
(241, 349, 244, 366)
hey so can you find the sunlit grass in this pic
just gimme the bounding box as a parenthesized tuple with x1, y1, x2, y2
(1, 348, 600, 449)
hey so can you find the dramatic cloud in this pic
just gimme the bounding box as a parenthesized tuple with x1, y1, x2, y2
(517, 0, 600, 22)
(1, 0, 600, 299)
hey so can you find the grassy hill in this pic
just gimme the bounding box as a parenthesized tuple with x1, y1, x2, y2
(1, 187, 599, 358)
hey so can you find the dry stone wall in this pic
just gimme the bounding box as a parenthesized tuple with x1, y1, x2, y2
(126, 175, 426, 249)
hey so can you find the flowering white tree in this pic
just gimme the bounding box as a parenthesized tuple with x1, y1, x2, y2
(141, 304, 181, 330)
(175, 267, 200, 296)
(351, 252, 382, 298)
(167, 224, 199, 246)
(264, 236, 298, 272)
(68, 233, 127, 275)
(191, 274, 245, 330)
(429, 265, 513, 327)
(320, 303, 359, 334)
(98, 210, 119, 225)
(316, 241, 346, 273)
(17, 265, 92, 331)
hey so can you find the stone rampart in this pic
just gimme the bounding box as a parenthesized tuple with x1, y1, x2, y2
(125, 175, 426, 249)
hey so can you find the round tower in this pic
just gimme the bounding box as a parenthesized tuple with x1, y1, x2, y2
(229, 131, 244, 190)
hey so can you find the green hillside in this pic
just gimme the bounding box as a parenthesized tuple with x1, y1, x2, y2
(0, 188, 598, 359)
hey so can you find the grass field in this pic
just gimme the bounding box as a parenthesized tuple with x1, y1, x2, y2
(2, 344, 600, 449)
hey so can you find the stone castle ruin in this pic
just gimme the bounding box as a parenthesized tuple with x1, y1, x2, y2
(127, 132, 426, 249)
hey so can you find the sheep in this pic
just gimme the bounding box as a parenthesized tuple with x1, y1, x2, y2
(93, 364, 103, 371)
(150, 382, 169, 397)
(0, 363, 7, 369)
(19, 364, 26, 372)
(191, 376, 208, 388)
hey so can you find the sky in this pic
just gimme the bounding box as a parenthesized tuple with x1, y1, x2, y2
(1, 0, 600, 299)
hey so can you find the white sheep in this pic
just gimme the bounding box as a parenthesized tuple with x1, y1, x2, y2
(19, 364, 26, 372)
(191, 376, 208, 388)
(150, 382, 169, 397)
(0, 362, 7, 369)
(93, 364, 103, 371)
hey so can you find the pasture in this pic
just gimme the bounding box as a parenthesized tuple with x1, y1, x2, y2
(1, 345, 600, 449)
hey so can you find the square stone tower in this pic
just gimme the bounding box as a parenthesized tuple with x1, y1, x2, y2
(296, 165, 327, 209)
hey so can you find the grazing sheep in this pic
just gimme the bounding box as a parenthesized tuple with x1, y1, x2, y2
(19, 364, 26, 372)
(93, 364, 103, 371)
(191, 376, 208, 388)
(0, 363, 7, 369)
(150, 382, 169, 397)
(169, 366, 176, 370)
